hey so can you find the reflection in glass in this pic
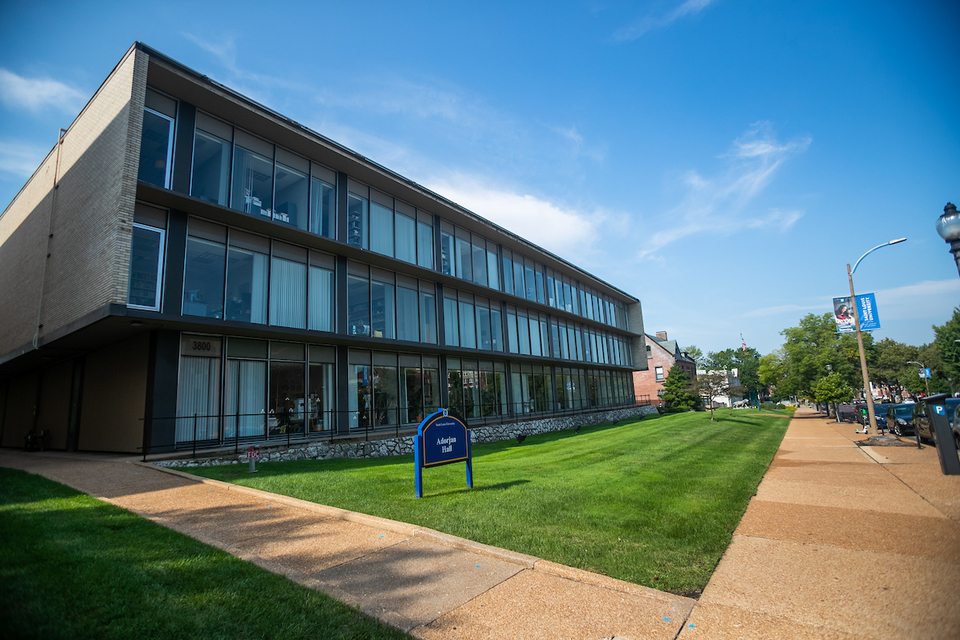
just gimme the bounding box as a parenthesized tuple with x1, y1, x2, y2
(128, 225, 164, 310)
(456, 237, 472, 281)
(417, 220, 434, 269)
(371, 201, 394, 257)
(420, 291, 437, 344)
(440, 230, 454, 275)
(347, 194, 369, 248)
(459, 300, 476, 349)
(371, 280, 396, 339)
(397, 286, 419, 342)
(443, 297, 459, 346)
(396, 214, 416, 264)
(374, 366, 398, 426)
(139, 109, 173, 188)
(310, 177, 336, 238)
(269, 257, 306, 329)
(192, 130, 231, 205)
(225, 359, 266, 438)
(274, 163, 308, 230)
(350, 364, 371, 429)
(232, 146, 273, 218)
(472, 243, 486, 287)
(183, 237, 225, 318)
(226, 246, 268, 323)
(348, 275, 370, 336)
(309, 363, 334, 432)
(401, 367, 423, 424)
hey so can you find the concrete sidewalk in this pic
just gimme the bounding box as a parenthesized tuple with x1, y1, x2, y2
(2, 407, 958, 639)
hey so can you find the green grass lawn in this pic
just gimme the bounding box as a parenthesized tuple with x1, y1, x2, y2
(0, 468, 410, 640)
(183, 411, 789, 595)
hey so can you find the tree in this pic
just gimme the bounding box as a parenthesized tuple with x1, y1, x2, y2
(759, 350, 787, 400)
(694, 371, 732, 421)
(777, 313, 872, 401)
(934, 308, 960, 391)
(661, 366, 701, 411)
(682, 345, 703, 363)
(814, 372, 854, 419)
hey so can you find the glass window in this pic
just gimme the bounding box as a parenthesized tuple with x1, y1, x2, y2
(417, 219, 434, 269)
(528, 316, 541, 356)
(397, 285, 419, 342)
(571, 284, 580, 316)
(347, 193, 369, 249)
(374, 364, 399, 426)
(547, 274, 555, 308)
(192, 129, 231, 205)
(138, 108, 174, 188)
(269, 361, 305, 436)
(487, 247, 499, 290)
(517, 312, 530, 355)
(540, 320, 550, 358)
(462, 367, 480, 418)
(349, 364, 371, 429)
(472, 242, 487, 287)
(370, 201, 394, 257)
(423, 364, 441, 415)
(348, 274, 370, 336)
(225, 357, 266, 439)
(225, 241, 268, 324)
(502, 253, 514, 295)
(308, 265, 334, 332)
(448, 367, 463, 415)
(506, 310, 518, 354)
(401, 364, 423, 424)
(443, 296, 459, 346)
(455, 236, 472, 281)
(371, 279, 396, 340)
(396, 214, 416, 264)
(308, 362, 334, 432)
(524, 261, 536, 301)
(513, 260, 525, 299)
(440, 228, 454, 275)
(232, 145, 273, 219)
(183, 236, 225, 318)
(274, 163, 308, 230)
(459, 299, 476, 349)
(476, 304, 491, 350)
(269, 254, 307, 329)
(310, 175, 336, 238)
(420, 288, 437, 344)
(490, 307, 503, 352)
(176, 348, 221, 442)
(128, 224, 164, 310)
(535, 265, 545, 304)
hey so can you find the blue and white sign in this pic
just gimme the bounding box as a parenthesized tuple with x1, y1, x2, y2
(935, 405, 946, 416)
(833, 293, 881, 333)
(414, 409, 473, 498)
(924, 368, 932, 379)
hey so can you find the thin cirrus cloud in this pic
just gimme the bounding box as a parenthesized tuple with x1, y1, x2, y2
(0, 69, 86, 115)
(637, 122, 811, 259)
(0, 140, 50, 179)
(612, 0, 717, 42)
(425, 173, 601, 261)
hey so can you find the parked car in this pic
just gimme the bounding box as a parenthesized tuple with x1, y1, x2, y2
(885, 404, 915, 436)
(914, 398, 960, 444)
(862, 403, 893, 429)
(954, 405, 960, 452)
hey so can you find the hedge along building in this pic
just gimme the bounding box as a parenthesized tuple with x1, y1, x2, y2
(0, 43, 649, 456)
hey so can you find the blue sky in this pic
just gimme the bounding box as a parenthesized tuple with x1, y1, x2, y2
(1, 0, 958, 356)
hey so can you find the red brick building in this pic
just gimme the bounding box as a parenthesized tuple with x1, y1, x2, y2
(633, 332, 697, 405)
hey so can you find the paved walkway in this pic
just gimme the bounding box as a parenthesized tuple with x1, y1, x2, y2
(2, 407, 959, 639)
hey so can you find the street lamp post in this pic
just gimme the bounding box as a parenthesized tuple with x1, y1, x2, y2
(848, 238, 907, 435)
(908, 360, 930, 397)
(936, 203, 960, 277)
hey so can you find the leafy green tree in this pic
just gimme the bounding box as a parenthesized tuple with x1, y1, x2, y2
(759, 350, 787, 400)
(661, 366, 701, 411)
(934, 308, 960, 392)
(693, 371, 730, 421)
(682, 345, 703, 363)
(777, 313, 872, 401)
(814, 372, 854, 419)
(872, 338, 921, 400)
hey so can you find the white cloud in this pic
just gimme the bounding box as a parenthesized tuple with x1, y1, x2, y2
(0, 140, 49, 179)
(0, 69, 86, 114)
(637, 122, 810, 259)
(424, 173, 600, 260)
(872, 279, 960, 321)
(612, 0, 717, 42)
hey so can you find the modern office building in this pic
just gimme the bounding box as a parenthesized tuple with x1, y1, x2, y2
(0, 43, 647, 455)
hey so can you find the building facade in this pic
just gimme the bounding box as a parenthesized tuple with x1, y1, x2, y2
(0, 43, 647, 455)
(632, 332, 696, 405)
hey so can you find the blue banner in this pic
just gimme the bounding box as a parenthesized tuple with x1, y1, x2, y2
(833, 293, 880, 332)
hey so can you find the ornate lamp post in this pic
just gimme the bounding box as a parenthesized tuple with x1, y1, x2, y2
(936, 203, 960, 277)
(848, 238, 907, 434)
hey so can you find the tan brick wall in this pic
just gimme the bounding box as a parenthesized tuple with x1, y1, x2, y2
(0, 149, 57, 355)
(38, 46, 148, 340)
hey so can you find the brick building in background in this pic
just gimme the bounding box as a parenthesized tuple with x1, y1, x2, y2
(632, 332, 697, 406)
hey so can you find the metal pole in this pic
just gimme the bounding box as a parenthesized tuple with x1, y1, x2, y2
(848, 263, 877, 435)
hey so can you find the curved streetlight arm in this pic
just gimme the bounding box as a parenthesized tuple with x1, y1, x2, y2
(852, 238, 907, 275)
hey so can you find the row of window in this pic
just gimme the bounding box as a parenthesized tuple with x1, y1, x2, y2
(137, 88, 631, 332)
(174, 334, 639, 445)
(129, 208, 635, 360)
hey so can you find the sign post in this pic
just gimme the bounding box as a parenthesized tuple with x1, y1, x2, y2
(414, 409, 473, 498)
